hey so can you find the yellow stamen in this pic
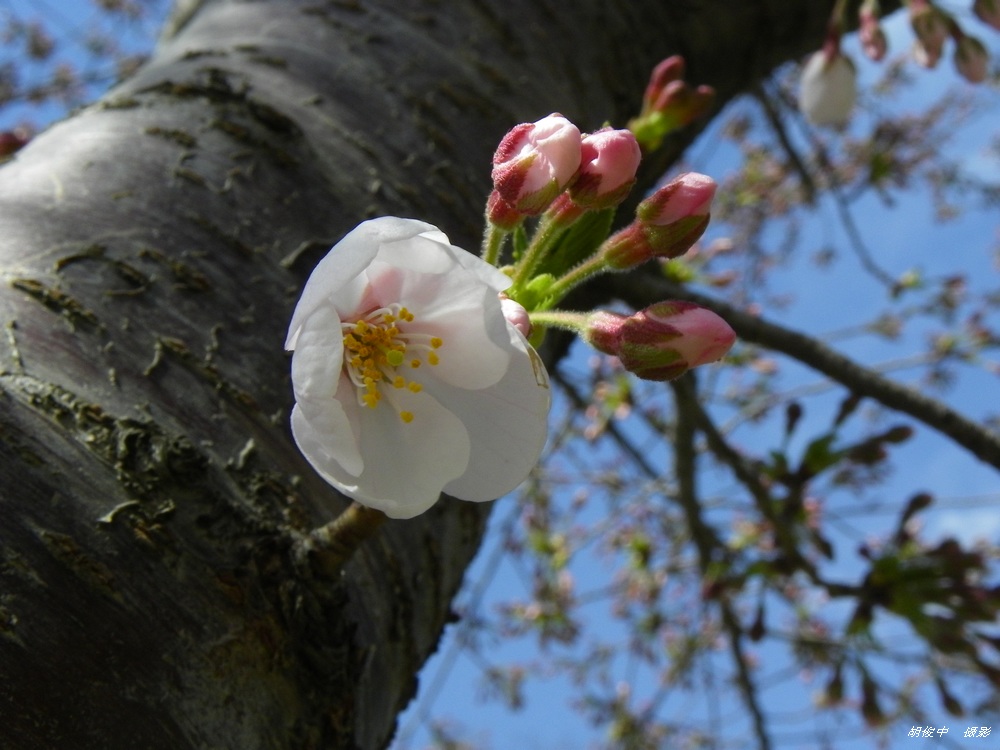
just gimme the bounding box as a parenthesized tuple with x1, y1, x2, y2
(340, 303, 444, 424)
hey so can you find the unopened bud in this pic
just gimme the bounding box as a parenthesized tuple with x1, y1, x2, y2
(568, 128, 641, 210)
(491, 113, 582, 215)
(638, 172, 716, 225)
(486, 190, 523, 230)
(602, 173, 716, 270)
(500, 296, 532, 338)
(649, 82, 715, 129)
(860, 7, 888, 61)
(584, 301, 735, 382)
(641, 56, 686, 112)
(954, 34, 989, 83)
(974, 0, 1000, 31)
(629, 56, 714, 151)
(798, 48, 857, 126)
(910, 1, 949, 68)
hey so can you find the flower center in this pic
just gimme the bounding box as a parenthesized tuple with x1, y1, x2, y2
(341, 304, 443, 423)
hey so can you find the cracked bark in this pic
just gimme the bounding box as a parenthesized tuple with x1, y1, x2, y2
(0, 1, 880, 747)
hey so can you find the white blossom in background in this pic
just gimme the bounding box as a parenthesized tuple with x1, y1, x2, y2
(287, 217, 550, 519)
(798, 48, 857, 127)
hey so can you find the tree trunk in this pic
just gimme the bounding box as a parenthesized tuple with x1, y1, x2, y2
(0, 1, 869, 747)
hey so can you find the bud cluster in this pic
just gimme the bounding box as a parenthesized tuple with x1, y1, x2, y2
(481, 59, 736, 384)
(627, 56, 715, 152)
(488, 113, 641, 227)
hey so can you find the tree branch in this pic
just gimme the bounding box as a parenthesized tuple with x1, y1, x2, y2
(671, 374, 772, 750)
(615, 275, 1000, 472)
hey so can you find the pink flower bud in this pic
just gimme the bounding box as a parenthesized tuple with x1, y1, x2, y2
(798, 49, 857, 126)
(954, 34, 989, 83)
(650, 82, 715, 127)
(629, 56, 715, 151)
(486, 189, 523, 230)
(585, 301, 735, 381)
(975, 0, 1000, 31)
(910, 1, 949, 68)
(642, 56, 686, 113)
(860, 8, 888, 62)
(568, 128, 641, 210)
(491, 113, 582, 215)
(602, 172, 716, 269)
(500, 296, 532, 338)
(639, 172, 716, 226)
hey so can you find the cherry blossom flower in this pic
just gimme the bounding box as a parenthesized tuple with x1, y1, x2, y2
(287, 217, 550, 519)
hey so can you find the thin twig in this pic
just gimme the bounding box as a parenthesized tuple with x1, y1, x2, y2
(553, 369, 661, 478)
(671, 375, 772, 750)
(752, 82, 817, 204)
(672, 375, 858, 599)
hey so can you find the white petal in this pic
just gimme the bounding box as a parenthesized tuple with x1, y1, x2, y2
(286, 217, 440, 349)
(290, 304, 344, 400)
(348, 389, 471, 518)
(376, 230, 512, 293)
(291, 385, 364, 478)
(397, 266, 512, 390)
(441, 327, 550, 502)
(798, 51, 856, 127)
(357, 251, 513, 391)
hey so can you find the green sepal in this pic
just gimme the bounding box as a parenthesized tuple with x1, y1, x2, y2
(516, 273, 556, 312)
(540, 208, 615, 278)
(661, 258, 696, 282)
(510, 223, 529, 263)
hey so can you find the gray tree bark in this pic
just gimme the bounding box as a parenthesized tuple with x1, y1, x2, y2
(0, 1, 881, 747)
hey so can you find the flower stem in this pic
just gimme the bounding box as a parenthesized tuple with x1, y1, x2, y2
(529, 309, 591, 335)
(543, 254, 611, 305)
(481, 223, 507, 266)
(511, 214, 566, 289)
(296, 502, 387, 579)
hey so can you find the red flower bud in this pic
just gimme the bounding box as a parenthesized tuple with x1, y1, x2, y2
(585, 301, 735, 381)
(491, 113, 582, 215)
(568, 128, 641, 210)
(602, 173, 716, 269)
